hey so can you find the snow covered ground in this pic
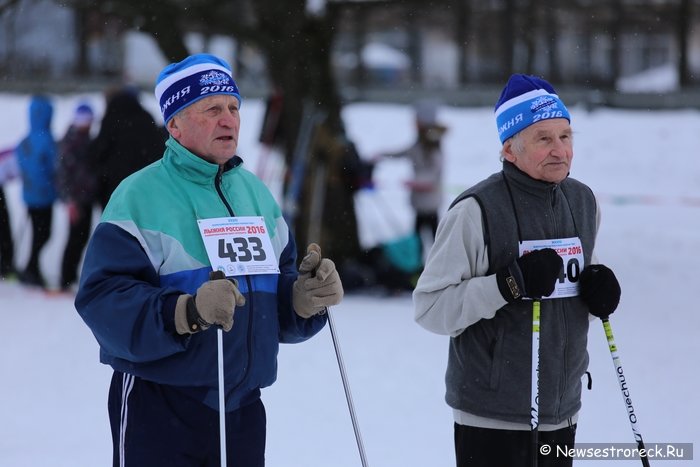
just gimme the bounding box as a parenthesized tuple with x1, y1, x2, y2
(1, 92, 699, 466)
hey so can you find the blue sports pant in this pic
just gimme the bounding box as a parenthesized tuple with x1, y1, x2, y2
(108, 371, 266, 467)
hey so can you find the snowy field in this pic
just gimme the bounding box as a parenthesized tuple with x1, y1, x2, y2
(0, 92, 699, 466)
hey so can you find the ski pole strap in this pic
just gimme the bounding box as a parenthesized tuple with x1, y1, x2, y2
(602, 318, 651, 467)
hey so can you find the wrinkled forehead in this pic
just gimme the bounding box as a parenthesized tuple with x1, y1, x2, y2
(522, 118, 572, 137)
(184, 93, 241, 112)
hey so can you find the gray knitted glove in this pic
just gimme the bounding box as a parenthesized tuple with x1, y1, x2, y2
(293, 243, 344, 318)
(175, 276, 246, 334)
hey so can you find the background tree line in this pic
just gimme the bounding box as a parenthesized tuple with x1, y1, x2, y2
(1, 0, 698, 265)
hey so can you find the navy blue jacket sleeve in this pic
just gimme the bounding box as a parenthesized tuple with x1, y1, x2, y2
(75, 222, 189, 363)
(276, 232, 327, 343)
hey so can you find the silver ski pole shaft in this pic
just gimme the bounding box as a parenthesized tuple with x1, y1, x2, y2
(210, 270, 228, 467)
(217, 328, 227, 467)
(327, 307, 370, 467)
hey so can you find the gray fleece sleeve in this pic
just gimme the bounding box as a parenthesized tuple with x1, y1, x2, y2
(413, 197, 508, 337)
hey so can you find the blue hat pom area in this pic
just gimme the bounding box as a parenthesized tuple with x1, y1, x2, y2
(155, 53, 242, 124)
(494, 73, 570, 143)
(74, 103, 93, 118)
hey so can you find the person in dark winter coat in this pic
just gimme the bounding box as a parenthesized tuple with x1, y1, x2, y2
(15, 95, 57, 288)
(0, 147, 18, 279)
(90, 86, 166, 209)
(414, 74, 622, 467)
(55, 103, 96, 290)
(75, 53, 344, 467)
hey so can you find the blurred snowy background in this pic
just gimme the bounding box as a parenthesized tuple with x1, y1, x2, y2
(0, 92, 699, 466)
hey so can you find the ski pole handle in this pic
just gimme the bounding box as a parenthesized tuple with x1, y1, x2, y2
(602, 318, 651, 467)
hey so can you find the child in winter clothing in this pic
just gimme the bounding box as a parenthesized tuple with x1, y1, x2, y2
(15, 95, 57, 288)
(56, 103, 96, 290)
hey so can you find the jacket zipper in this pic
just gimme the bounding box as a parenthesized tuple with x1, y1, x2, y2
(215, 167, 255, 399)
(550, 184, 569, 423)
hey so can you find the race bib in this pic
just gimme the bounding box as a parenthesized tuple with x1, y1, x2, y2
(197, 217, 280, 276)
(519, 237, 584, 299)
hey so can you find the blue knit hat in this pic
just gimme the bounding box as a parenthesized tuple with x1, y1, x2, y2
(155, 53, 241, 124)
(495, 74, 570, 143)
(73, 103, 94, 127)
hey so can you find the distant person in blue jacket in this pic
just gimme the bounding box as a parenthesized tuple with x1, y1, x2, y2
(75, 53, 344, 467)
(16, 95, 57, 288)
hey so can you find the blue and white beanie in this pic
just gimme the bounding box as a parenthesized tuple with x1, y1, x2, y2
(73, 103, 94, 127)
(494, 74, 570, 143)
(155, 53, 241, 124)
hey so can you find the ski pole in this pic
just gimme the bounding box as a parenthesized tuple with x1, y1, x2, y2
(210, 270, 228, 467)
(327, 307, 370, 467)
(530, 300, 541, 467)
(601, 318, 651, 467)
(217, 327, 227, 467)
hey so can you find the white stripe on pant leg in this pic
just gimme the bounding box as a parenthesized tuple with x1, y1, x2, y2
(120, 374, 135, 467)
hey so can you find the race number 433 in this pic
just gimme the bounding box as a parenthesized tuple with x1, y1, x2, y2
(197, 217, 279, 276)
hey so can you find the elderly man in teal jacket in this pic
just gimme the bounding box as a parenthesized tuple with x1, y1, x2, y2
(76, 54, 344, 467)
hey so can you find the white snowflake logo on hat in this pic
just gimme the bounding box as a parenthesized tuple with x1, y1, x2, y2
(199, 71, 230, 86)
(530, 96, 558, 113)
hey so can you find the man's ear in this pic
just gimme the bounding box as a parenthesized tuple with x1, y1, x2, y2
(501, 139, 517, 162)
(166, 117, 180, 139)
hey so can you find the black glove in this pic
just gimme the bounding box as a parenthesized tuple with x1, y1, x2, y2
(497, 248, 563, 301)
(579, 264, 621, 319)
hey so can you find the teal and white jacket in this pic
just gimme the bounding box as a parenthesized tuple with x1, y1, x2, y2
(76, 137, 327, 411)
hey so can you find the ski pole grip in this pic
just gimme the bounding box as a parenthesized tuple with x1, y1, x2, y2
(210, 270, 226, 281)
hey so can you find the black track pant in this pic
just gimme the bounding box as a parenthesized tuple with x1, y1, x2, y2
(109, 372, 266, 467)
(0, 186, 14, 275)
(25, 206, 52, 276)
(60, 202, 92, 287)
(455, 423, 576, 467)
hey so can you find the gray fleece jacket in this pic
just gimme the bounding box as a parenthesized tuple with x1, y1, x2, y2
(414, 161, 599, 426)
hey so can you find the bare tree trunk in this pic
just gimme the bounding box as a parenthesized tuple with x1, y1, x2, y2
(678, 0, 692, 87)
(73, 5, 89, 76)
(352, 7, 368, 90)
(608, 0, 624, 89)
(501, 0, 516, 75)
(544, 1, 560, 82)
(406, 9, 422, 86)
(254, 1, 361, 264)
(454, 0, 470, 85)
(138, 3, 189, 61)
(524, 0, 537, 74)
